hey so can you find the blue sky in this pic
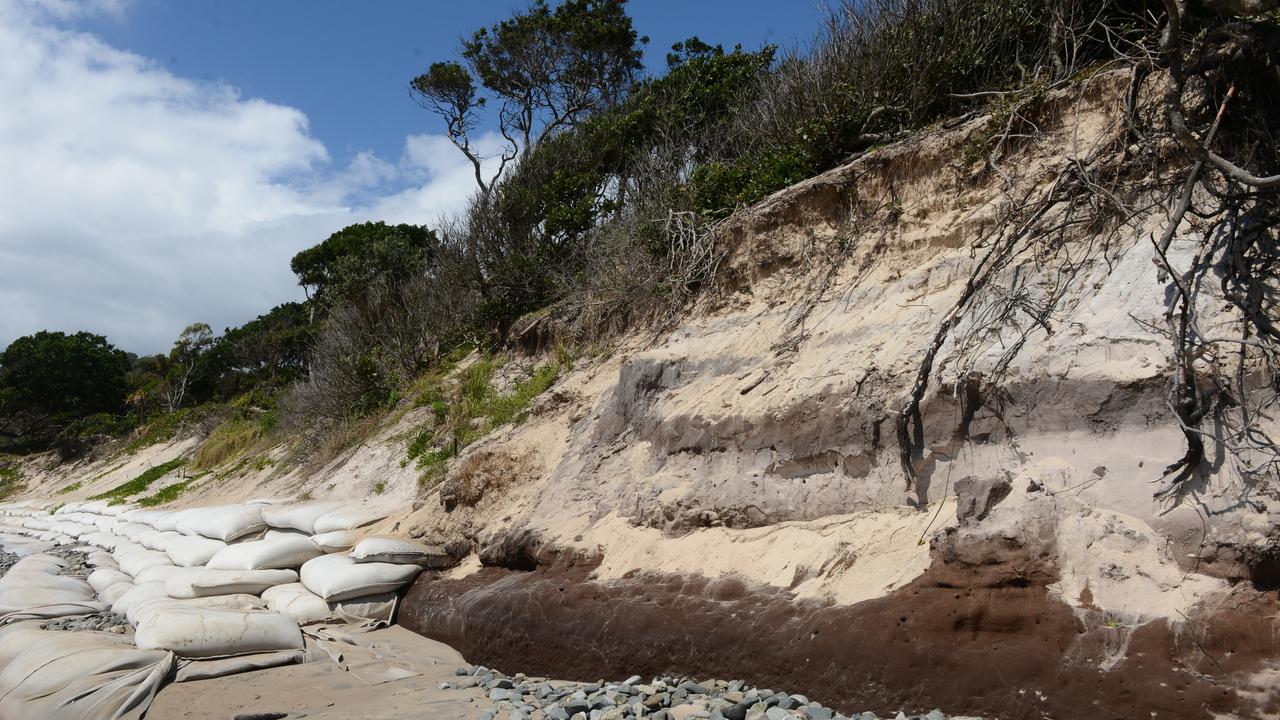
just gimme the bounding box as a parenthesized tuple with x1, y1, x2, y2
(0, 0, 824, 353)
(75, 0, 822, 193)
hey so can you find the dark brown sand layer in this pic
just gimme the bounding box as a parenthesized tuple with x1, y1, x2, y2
(401, 549, 1279, 719)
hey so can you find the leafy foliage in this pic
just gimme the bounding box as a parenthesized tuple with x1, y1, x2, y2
(290, 222, 437, 307)
(0, 331, 131, 451)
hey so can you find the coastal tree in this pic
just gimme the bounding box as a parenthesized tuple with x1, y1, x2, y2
(0, 330, 130, 447)
(410, 0, 647, 193)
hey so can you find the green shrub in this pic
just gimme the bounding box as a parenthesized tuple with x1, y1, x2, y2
(405, 356, 561, 487)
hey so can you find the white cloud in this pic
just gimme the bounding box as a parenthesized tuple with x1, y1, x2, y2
(0, 0, 487, 353)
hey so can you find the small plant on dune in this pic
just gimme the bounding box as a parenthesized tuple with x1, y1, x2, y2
(89, 457, 186, 504)
(137, 476, 201, 507)
(406, 354, 562, 488)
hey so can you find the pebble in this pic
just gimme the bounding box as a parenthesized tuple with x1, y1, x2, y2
(444, 667, 982, 720)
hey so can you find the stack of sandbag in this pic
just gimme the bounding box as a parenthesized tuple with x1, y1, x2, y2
(0, 496, 438, 646)
(0, 554, 105, 624)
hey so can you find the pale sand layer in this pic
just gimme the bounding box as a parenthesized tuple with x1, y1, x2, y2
(148, 627, 487, 720)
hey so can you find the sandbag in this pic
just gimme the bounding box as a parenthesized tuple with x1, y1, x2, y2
(132, 564, 187, 585)
(110, 582, 169, 617)
(261, 501, 344, 534)
(87, 568, 132, 594)
(127, 592, 265, 627)
(0, 628, 173, 720)
(164, 568, 297, 599)
(261, 582, 333, 625)
(165, 534, 227, 567)
(351, 536, 452, 567)
(115, 549, 172, 577)
(299, 553, 421, 602)
(179, 505, 265, 542)
(311, 529, 360, 553)
(205, 535, 322, 571)
(134, 607, 303, 658)
(99, 582, 133, 606)
(312, 504, 391, 534)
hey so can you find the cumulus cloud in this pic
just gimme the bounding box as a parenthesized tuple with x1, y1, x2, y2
(0, 0, 486, 353)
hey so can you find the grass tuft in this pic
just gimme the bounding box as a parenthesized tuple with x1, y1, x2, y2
(89, 457, 186, 504)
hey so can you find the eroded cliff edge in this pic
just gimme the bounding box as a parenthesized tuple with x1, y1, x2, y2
(391, 70, 1279, 719)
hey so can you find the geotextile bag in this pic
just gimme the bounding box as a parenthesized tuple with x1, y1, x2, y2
(206, 535, 322, 571)
(299, 553, 421, 602)
(134, 607, 303, 658)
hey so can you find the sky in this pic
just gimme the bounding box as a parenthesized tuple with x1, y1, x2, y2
(0, 0, 824, 355)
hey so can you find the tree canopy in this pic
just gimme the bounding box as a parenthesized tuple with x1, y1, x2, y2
(289, 222, 437, 307)
(411, 0, 647, 193)
(0, 331, 131, 446)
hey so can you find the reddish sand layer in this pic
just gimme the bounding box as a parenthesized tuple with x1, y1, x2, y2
(401, 552, 1278, 719)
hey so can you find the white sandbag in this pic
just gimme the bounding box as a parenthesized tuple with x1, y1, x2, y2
(311, 529, 360, 553)
(206, 535, 322, 571)
(115, 549, 172, 577)
(132, 564, 187, 585)
(85, 551, 118, 569)
(261, 583, 333, 625)
(0, 628, 173, 720)
(87, 568, 132, 594)
(261, 501, 344, 533)
(179, 505, 265, 542)
(312, 504, 391, 534)
(164, 568, 297, 599)
(127, 592, 265, 626)
(351, 536, 452, 567)
(299, 553, 421, 602)
(99, 582, 133, 606)
(165, 535, 227, 567)
(134, 607, 303, 658)
(110, 581, 169, 617)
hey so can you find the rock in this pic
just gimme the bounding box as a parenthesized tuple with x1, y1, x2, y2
(921, 712, 947, 720)
(954, 475, 1012, 525)
(765, 708, 792, 720)
(745, 702, 769, 720)
(622, 674, 643, 686)
(455, 666, 471, 676)
(803, 705, 833, 720)
(679, 681, 709, 695)
(670, 703, 711, 720)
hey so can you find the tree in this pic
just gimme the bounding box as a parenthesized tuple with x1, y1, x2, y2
(290, 222, 437, 308)
(204, 302, 315, 396)
(162, 323, 214, 412)
(0, 331, 130, 447)
(410, 0, 647, 193)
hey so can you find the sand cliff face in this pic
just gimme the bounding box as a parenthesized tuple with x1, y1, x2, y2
(394, 69, 1279, 718)
(15, 69, 1279, 718)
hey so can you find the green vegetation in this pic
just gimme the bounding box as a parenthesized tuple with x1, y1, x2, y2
(405, 355, 562, 486)
(373, 480, 386, 495)
(56, 480, 81, 495)
(89, 457, 186, 504)
(137, 477, 198, 507)
(0, 463, 24, 501)
(194, 418, 266, 470)
(0, 331, 131, 454)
